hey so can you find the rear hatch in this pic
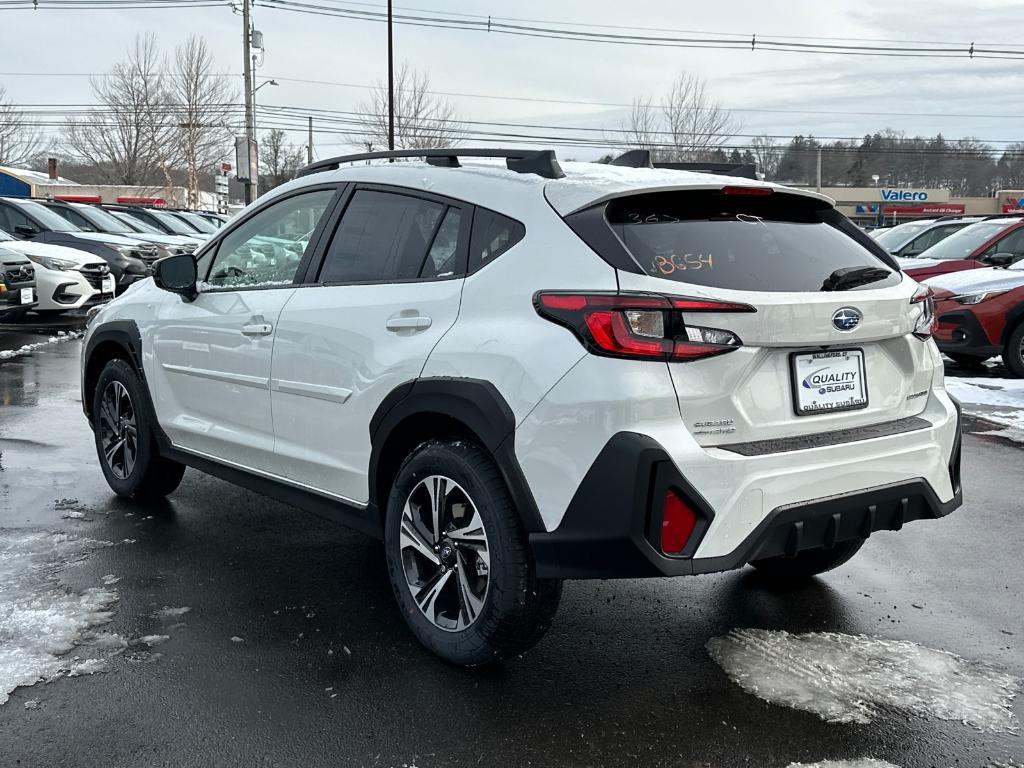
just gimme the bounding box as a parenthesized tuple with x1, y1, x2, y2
(576, 188, 935, 447)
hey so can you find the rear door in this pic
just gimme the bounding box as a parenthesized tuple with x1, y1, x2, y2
(607, 188, 934, 447)
(270, 185, 471, 503)
(150, 186, 339, 472)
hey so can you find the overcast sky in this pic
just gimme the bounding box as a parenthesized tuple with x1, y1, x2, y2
(2, 0, 1023, 161)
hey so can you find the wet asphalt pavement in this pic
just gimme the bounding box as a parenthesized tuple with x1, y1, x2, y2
(0, 328, 1022, 768)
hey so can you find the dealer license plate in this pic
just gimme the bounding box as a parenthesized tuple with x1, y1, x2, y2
(20, 288, 33, 305)
(791, 349, 868, 416)
(102, 275, 115, 295)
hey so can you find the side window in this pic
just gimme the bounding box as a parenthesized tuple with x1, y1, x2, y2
(61, 208, 96, 231)
(420, 208, 462, 279)
(993, 228, 1024, 257)
(203, 189, 335, 291)
(318, 190, 444, 283)
(1, 206, 33, 233)
(468, 208, 524, 273)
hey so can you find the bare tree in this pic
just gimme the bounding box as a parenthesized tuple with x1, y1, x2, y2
(618, 72, 739, 162)
(750, 134, 782, 179)
(170, 35, 237, 207)
(0, 86, 48, 167)
(358, 62, 461, 150)
(64, 34, 171, 186)
(259, 128, 305, 190)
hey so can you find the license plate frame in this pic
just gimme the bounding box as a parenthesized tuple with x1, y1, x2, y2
(19, 287, 33, 305)
(102, 276, 115, 295)
(790, 348, 869, 417)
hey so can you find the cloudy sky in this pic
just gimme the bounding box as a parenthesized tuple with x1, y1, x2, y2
(2, 0, 1023, 160)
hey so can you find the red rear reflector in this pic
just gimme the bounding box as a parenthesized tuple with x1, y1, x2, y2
(661, 490, 698, 554)
(539, 293, 587, 310)
(720, 185, 773, 196)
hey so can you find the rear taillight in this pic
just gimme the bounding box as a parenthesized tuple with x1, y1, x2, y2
(911, 285, 936, 340)
(535, 291, 752, 362)
(661, 490, 698, 554)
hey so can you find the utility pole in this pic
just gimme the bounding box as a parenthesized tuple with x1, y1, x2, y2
(387, 0, 394, 152)
(816, 147, 822, 191)
(307, 116, 313, 164)
(242, 0, 255, 204)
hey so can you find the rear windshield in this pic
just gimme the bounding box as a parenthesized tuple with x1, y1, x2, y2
(608, 191, 900, 293)
(920, 219, 1018, 260)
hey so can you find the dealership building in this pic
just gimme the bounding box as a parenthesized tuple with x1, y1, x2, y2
(801, 186, 1024, 226)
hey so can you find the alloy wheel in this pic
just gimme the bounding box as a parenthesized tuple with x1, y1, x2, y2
(399, 475, 491, 632)
(99, 380, 138, 480)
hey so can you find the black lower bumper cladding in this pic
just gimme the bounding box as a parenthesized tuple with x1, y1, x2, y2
(531, 425, 963, 580)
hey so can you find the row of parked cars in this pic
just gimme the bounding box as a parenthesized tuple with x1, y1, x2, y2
(0, 198, 227, 321)
(870, 214, 1024, 376)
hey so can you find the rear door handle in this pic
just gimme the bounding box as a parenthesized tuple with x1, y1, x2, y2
(386, 315, 432, 332)
(241, 322, 273, 337)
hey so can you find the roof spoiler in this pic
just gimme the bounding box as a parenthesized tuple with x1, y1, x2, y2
(297, 148, 565, 180)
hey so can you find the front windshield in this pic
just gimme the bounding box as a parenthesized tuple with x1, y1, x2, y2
(921, 220, 1018, 260)
(74, 205, 137, 234)
(873, 222, 931, 249)
(17, 200, 82, 232)
(111, 211, 156, 234)
(147, 209, 197, 236)
(173, 211, 217, 234)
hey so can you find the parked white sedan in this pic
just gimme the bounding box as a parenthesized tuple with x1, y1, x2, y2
(0, 228, 114, 314)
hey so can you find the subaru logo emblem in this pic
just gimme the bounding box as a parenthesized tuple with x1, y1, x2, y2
(832, 307, 862, 332)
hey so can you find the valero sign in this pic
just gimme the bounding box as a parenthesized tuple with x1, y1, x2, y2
(880, 189, 930, 202)
(1003, 197, 1024, 214)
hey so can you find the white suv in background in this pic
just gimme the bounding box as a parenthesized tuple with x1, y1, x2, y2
(82, 148, 962, 665)
(0, 228, 114, 314)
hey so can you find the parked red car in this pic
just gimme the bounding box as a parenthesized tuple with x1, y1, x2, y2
(924, 262, 1024, 376)
(903, 217, 1024, 281)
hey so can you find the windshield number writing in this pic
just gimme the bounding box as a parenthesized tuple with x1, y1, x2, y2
(652, 253, 714, 274)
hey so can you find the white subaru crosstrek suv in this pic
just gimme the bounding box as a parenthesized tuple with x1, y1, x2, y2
(81, 149, 962, 665)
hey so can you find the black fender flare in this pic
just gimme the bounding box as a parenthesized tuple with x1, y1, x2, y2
(82, 319, 145, 424)
(1000, 300, 1024, 346)
(368, 378, 546, 533)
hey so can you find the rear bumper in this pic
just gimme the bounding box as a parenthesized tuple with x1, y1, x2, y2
(531, 404, 962, 580)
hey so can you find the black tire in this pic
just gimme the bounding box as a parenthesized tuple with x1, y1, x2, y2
(92, 358, 185, 499)
(750, 539, 865, 583)
(383, 439, 562, 666)
(1004, 322, 1024, 378)
(947, 353, 990, 369)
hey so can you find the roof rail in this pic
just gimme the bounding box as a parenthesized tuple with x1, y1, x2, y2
(982, 212, 1024, 220)
(653, 161, 759, 180)
(610, 149, 654, 168)
(296, 148, 565, 180)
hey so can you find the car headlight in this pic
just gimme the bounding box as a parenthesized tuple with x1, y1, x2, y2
(952, 290, 1007, 305)
(25, 253, 77, 271)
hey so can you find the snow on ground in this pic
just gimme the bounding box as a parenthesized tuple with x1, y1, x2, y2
(706, 629, 1019, 733)
(946, 375, 1024, 439)
(0, 529, 118, 705)
(0, 331, 83, 361)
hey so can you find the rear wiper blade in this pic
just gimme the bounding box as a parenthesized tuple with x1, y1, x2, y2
(821, 266, 891, 292)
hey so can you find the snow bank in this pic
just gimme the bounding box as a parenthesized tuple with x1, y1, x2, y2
(946, 375, 1024, 436)
(0, 331, 83, 362)
(707, 629, 1018, 733)
(0, 530, 117, 705)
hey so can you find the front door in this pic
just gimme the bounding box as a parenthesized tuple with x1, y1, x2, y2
(271, 186, 471, 503)
(149, 187, 338, 474)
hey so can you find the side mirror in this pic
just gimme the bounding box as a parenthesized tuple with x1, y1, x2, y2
(13, 224, 36, 238)
(986, 252, 1015, 268)
(153, 253, 198, 300)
